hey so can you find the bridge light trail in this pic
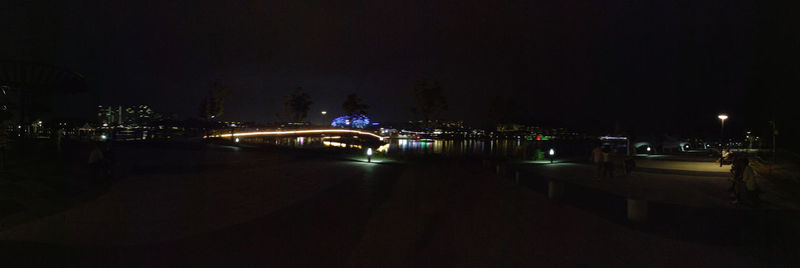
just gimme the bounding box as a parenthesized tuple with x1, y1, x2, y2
(206, 129, 388, 140)
(376, 143, 391, 152)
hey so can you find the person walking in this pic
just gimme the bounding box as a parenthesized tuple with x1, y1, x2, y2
(592, 145, 604, 178)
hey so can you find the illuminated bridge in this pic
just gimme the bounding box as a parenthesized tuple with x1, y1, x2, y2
(205, 129, 390, 150)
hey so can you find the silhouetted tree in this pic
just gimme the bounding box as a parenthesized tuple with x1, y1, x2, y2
(412, 79, 448, 128)
(341, 93, 369, 116)
(283, 87, 313, 122)
(488, 96, 522, 130)
(199, 81, 229, 120)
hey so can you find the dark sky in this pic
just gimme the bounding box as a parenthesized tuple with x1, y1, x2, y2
(3, 0, 795, 136)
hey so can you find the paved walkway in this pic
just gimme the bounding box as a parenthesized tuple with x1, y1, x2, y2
(349, 162, 765, 267)
(514, 160, 800, 210)
(2, 159, 786, 266)
(515, 162, 733, 208)
(1, 145, 797, 266)
(636, 159, 730, 174)
(0, 145, 373, 245)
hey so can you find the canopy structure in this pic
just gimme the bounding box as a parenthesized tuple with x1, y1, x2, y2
(0, 61, 87, 92)
(0, 61, 88, 136)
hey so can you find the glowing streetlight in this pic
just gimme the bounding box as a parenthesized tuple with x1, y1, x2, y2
(718, 114, 728, 145)
(321, 111, 327, 115)
(548, 148, 555, 163)
(235, 137, 240, 143)
(367, 148, 373, 163)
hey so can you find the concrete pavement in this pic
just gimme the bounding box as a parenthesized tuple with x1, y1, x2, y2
(1, 144, 797, 266)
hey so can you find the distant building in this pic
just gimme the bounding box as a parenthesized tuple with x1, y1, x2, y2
(97, 105, 161, 127)
(98, 105, 123, 126)
(123, 105, 157, 126)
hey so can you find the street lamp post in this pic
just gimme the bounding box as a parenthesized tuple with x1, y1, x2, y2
(718, 114, 728, 146)
(321, 110, 327, 126)
(230, 123, 236, 143)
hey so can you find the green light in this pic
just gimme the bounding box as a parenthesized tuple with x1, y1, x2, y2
(541, 137, 549, 141)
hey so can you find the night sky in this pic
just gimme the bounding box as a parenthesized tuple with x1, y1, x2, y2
(3, 1, 797, 137)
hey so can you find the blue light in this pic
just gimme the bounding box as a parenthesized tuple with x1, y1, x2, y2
(331, 114, 371, 129)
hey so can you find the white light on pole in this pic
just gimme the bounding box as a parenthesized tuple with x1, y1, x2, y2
(548, 148, 555, 163)
(367, 148, 373, 163)
(718, 114, 728, 144)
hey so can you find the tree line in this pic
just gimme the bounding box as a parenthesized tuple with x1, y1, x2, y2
(199, 78, 448, 127)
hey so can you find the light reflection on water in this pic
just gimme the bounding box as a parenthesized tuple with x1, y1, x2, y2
(243, 136, 579, 159)
(387, 138, 543, 157)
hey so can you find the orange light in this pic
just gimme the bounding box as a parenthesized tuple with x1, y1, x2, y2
(205, 129, 388, 140)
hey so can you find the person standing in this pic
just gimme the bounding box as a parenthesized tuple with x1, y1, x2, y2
(602, 147, 614, 179)
(103, 141, 115, 178)
(56, 128, 65, 153)
(88, 143, 105, 182)
(0, 137, 6, 169)
(729, 157, 746, 205)
(624, 154, 636, 176)
(742, 159, 760, 208)
(720, 148, 731, 167)
(592, 145, 604, 178)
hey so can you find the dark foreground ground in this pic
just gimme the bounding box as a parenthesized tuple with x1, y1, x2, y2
(1, 141, 798, 266)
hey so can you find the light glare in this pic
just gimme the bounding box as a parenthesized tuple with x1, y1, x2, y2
(206, 129, 388, 140)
